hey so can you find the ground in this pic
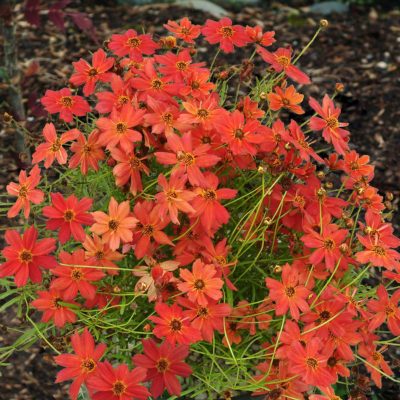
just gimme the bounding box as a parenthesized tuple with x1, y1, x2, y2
(0, 1, 399, 399)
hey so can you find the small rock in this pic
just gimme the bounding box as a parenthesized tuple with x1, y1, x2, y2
(376, 61, 388, 70)
(174, 0, 228, 18)
(307, 1, 349, 15)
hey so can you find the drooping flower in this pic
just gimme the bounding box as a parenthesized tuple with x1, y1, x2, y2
(32, 123, 80, 168)
(42, 193, 94, 244)
(133, 339, 192, 398)
(257, 46, 311, 84)
(149, 302, 201, 345)
(31, 288, 77, 327)
(265, 263, 310, 320)
(202, 18, 250, 53)
(41, 88, 90, 123)
(87, 361, 150, 400)
(55, 328, 107, 400)
(0, 226, 56, 287)
(108, 29, 158, 59)
(70, 49, 114, 96)
(6, 164, 44, 218)
(309, 95, 350, 155)
(245, 25, 275, 47)
(177, 259, 224, 306)
(51, 249, 105, 300)
(91, 197, 138, 251)
(69, 129, 105, 175)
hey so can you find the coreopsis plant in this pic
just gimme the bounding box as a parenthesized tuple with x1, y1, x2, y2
(1, 16, 399, 400)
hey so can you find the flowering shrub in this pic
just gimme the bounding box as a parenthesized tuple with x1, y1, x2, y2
(1, 16, 400, 400)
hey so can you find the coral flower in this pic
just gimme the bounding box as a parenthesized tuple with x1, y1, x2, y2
(87, 362, 150, 400)
(0, 226, 56, 287)
(164, 17, 201, 44)
(31, 288, 77, 327)
(367, 285, 400, 335)
(108, 29, 158, 59)
(265, 263, 310, 320)
(96, 104, 145, 153)
(180, 70, 215, 99)
(83, 234, 124, 275)
(257, 46, 311, 84)
(155, 171, 196, 224)
(42, 193, 94, 244)
(155, 131, 220, 186)
(131, 201, 174, 259)
(245, 25, 275, 47)
(51, 249, 105, 300)
(177, 259, 224, 306)
(149, 302, 201, 345)
(91, 197, 138, 251)
(202, 18, 250, 53)
(133, 338, 192, 398)
(32, 123, 80, 168)
(309, 95, 350, 155)
(268, 84, 305, 114)
(6, 164, 44, 218)
(289, 339, 334, 387)
(55, 328, 107, 400)
(178, 297, 231, 342)
(70, 48, 114, 96)
(69, 129, 105, 175)
(41, 88, 90, 123)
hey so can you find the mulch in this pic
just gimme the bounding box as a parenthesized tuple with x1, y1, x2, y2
(0, 1, 399, 399)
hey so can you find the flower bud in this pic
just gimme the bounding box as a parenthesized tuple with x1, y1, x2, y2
(264, 217, 273, 226)
(273, 265, 282, 274)
(320, 19, 329, 28)
(316, 171, 325, 180)
(113, 285, 121, 293)
(335, 82, 344, 92)
(3, 112, 13, 124)
(385, 191, 394, 201)
(259, 91, 268, 100)
(325, 181, 333, 189)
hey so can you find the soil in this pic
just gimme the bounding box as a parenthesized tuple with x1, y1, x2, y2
(0, 1, 399, 399)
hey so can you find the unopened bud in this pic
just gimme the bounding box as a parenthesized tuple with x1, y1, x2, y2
(317, 188, 327, 198)
(339, 243, 349, 254)
(316, 171, 325, 180)
(284, 142, 291, 150)
(3, 112, 12, 123)
(143, 323, 151, 332)
(385, 192, 394, 201)
(160, 35, 177, 49)
(113, 285, 121, 293)
(320, 19, 329, 28)
(335, 82, 344, 92)
(345, 218, 354, 228)
(259, 91, 268, 100)
(384, 201, 393, 210)
(258, 165, 265, 174)
(325, 181, 333, 189)
(273, 265, 282, 274)
(264, 217, 273, 226)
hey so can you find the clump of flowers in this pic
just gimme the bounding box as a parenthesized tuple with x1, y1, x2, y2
(1, 17, 399, 400)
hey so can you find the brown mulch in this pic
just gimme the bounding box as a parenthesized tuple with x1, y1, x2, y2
(0, 2, 399, 399)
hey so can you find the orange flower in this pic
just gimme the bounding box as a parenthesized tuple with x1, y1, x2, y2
(268, 84, 304, 114)
(91, 197, 137, 250)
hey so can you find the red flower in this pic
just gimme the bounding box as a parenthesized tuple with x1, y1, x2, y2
(32, 123, 80, 168)
(289, 338, 334, 387)
(301, 222, 348, 271)
(202, 18, 250, 53)
(51, 249, 105, 300)
(0, 226, 56, 287)
(178, 297, 231, 342)
(91, 197, 138, 251)
(265, 263, 310, 320)
(268, 84, 304, 114)
(133, 338, 192, 398)
(217, 110, 265, 156)
(41, 88, 90, 123)
(367, 285, 400, 335)
(164, 18, 201, 44)
(155, 131, 220, 186)
(55, 328, 107, 400)
(177, 259, 224, 306)
(155, 171, 196, 224)
(149, 302, 201, 345)
(309, 95, 350, 155)
(110, 146, 150, 195)
(257, 46, 310, 84)
(70, 49, 114, 96)
(31, 288, 77, 327)
(43, 193, 94, 244)
(245, 25, 275, 47)
(180, 70, 215, 99)
(96, 104, 145, 153)
(109, 29, 158, 60)
(69, 129, 105, 175)
(87, 361, 150, 400)
(131, 201, 174, 259)
(191, 172, 237, 235)
(6, 164, 44, 218)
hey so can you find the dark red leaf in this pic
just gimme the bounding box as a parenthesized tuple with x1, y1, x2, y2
(68, 12, 98, 43)
(24, 0, 41, 26)
(48, 7, 65, 31)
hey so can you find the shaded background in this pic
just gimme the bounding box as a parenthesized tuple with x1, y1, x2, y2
(0, 0, 399, 399)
